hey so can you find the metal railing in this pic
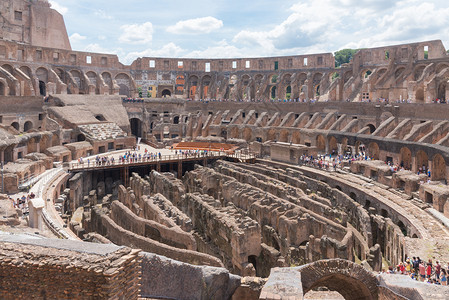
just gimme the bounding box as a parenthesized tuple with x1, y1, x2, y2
(69, 151, 258, 171)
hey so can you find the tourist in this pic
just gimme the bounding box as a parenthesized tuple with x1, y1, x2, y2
(436, 261, 441, 280)
(426, 259, 433, 279)
(419, 260, 426, 281)
(441, 269, 447, 285)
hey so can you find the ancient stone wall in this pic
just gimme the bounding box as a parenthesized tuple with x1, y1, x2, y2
(0, 240, 141, 299)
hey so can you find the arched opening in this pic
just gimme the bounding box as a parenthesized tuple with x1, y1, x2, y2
(130, 118, 142, 138)
(304, 289, 344, 300)
(220, 130, 227, 139)
(95, 115, 106, 121)
(119, 84, 129, 97)
(162, 89, 171, 97)
(291, 131, 300, 144)
(286, 85, 292, 99)
(397, 221, 407, 236)
(316, 135, 326, 152)
(350, 192, 357, 202)
(328, 136, 338, 155)
(431, 153, 446, 181)
(437, 82, 446, 101)
(279, 130, 289, 143)
(77, 134, 86, 142)
(115, 73, 131, 97)
(415, 88, 424, 103)
(39, 81, 46, 96)
(412, 234, 418, 238)
(173, 116, 179, 124)
(271, 86, 276, 99)
(0, 81, 4, 96)
(400, 147, 412, 170)
(367, 142, 379, 160)
(303, 273, 376, 300)
(11, 122, 19, 131)
(335, 186, 342, 191)
(24, 121, 33, 132)
(366, 124, 376, 134)
(248, 255, 257, 274)
(416, 150, 429, 173)
(364, 200, 371, 209)
(381, 209, 388, 218)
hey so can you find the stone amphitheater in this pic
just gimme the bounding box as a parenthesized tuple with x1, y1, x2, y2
(2, 0, 449, 299)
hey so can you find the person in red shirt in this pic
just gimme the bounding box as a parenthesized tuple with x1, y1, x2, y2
(435, 261, 441, 280)
(427, 259, 433, 279)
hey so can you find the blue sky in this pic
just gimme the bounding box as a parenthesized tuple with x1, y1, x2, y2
(49, 0, 449, 65)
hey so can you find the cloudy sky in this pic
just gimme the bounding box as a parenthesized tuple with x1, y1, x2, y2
(50, 0, 449, 65)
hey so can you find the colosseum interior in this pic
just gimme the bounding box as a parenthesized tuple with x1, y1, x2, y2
(1, 0, 449, 299)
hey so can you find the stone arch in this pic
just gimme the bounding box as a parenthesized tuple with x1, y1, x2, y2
(436, 63, 449, 75)
(316, 135, 326, 152)
(229, 127, 239, 139)
(201, 75, 211, 99)
(130, 118, 143, 138)
(55, 68, 65, 82)
(161, 89, 171, 97)
(242, 128, 252, 141)
(24, 121, 33, 132)
(36, 67, 48, 96)
(374, 68, 387, 85)
(291, 131, 300, 144)
(400, 147, 412, 170)
(416, 150, 428, 173)
(27, 137, 38, 153)
(270, 86, 276, 99)
(173, 116, 180, 125)
(415, 88, 425, 103)
(367, 142, 379, 160)
(328, 136, 338, 154)
(2, 64, 13, 74)
(115, 73, 131, 96)
(77, 134, 86, 142)
(188, 75, 199, 99)
(394, 67, 405, 79)
(39, 135, 50, 151)
(343, 71, 353, 84)
(413, 65, 426, 81)
(86, 71, 98, 92)
(366, 124, 376, 134)
(437, 81, 447, 100)
(20, 66, 32, 77)
(299, 259, 378, 300)
(312, 73, 322, 96)
(267, 128, 276, 141)
(360, 68, 372, 79)
(70, 69, 84, 93)
(431, 153, 446, 181)
(11, 122, 19, 131)
(279, 130, 289, 143)
(101, 72, 113, 93)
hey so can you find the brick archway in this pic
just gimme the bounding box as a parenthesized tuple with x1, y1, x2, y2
(299, 259, 378, 300)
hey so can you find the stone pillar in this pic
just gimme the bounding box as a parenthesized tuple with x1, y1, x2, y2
(28, 198, 45, 230)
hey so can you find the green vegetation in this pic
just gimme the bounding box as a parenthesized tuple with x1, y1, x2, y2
(334, 49, 359, 67)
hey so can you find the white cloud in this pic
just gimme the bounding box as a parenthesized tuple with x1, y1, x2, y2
(69, 33, 86, 44)
(94, 10, 113, 20)
(119, 22, 153, 45)
(122, 43, 184, 64)
(167, 17, 223, 34)
(49, 0, 68, 15)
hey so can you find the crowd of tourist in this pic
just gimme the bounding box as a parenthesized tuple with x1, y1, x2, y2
(8, 192, 35, 215)
(75, 148, 217, 168)
(122, 97, 145, 103)
(381, 257, 448, 285)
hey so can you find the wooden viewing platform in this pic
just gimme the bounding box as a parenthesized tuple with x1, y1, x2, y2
(68, 151, 257, 183)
